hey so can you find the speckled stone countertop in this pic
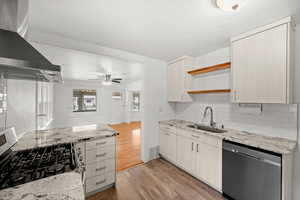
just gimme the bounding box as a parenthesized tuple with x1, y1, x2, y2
(0, 172, 84, 200)
(0, 124, 116, 199)
(159, 119, 297, 154)
(13, 124, 117, 151)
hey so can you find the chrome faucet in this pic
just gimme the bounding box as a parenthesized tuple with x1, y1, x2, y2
(203, 106, 216, 127)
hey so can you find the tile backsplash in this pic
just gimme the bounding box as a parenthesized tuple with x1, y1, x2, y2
(175, 93, 298, 140)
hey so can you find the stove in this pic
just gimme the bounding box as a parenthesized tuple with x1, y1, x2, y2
(0, 143, 77, 189)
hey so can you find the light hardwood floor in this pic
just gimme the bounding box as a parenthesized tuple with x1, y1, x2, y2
(87, 159, 226, 200)
(110, 122, 143, 171)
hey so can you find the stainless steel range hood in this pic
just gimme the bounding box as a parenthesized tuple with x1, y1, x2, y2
(0, 29, 62, 82)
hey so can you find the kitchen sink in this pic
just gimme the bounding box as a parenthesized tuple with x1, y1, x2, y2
(187, 124, 227, 133)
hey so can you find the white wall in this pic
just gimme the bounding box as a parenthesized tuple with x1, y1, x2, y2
(0, 80, 54, 137)
(52, 80, 126, 128)
(175, 47, 298, 140)
(141, 59, 176, 161)
(292, 25, 300, 200)
(28, 41, 142, 127)
(5, 80, 36, 137)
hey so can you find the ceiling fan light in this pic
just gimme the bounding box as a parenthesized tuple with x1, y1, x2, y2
(216, 0, 245, 12)
(102, 80, 112, 86)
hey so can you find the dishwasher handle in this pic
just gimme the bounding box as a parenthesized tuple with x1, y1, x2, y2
(234, 149, 261, 161)
(223, 146, 281, 167)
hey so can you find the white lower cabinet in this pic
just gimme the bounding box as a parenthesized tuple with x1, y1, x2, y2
(197, 142, 222, 191)
(176, 135, 195, 173)
(159, 127, 177, 163)
(75, 136, 116, 197)
(160, 125, 222, 192)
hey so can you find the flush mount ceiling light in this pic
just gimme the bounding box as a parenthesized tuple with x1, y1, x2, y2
(102, 80, 112, 86)
(215, 0, 246, 11)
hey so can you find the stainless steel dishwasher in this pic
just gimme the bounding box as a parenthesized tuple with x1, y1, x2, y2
(222, 140, 282, 200)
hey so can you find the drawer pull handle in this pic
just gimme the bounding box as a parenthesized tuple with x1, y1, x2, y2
(191, 142, 194, 151)
(96, 179, 106, 185)
(96, 166, 106, 171)
(96, 153, 107, 158)
(96, 142, 107, 146)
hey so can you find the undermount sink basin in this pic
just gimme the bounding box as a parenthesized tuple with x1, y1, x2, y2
(187, 124, 227, 133)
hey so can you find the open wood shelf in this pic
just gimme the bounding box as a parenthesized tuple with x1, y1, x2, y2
(187, 62, 231, 75)
(187, 89, 231, 94)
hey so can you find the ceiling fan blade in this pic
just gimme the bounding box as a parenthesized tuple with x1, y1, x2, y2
(112, 72, 128, 76)
(112, 78, 122, 81)
(88, 78, 101, 80)
(112, 80, 121, 83)
(89, 72, 105, 76)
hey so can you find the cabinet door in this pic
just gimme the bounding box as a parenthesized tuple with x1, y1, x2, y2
(167, 133, 177, 162)
(168, 61, 184, 101)
(232, 24, 288, 103)
(167, 58, 193, 102)
(167, 63, 176, 101)
(197, 142, 222, 190)
(159, 131, 177, 162)
(177, 135, 195, 173)
(174, 60, 185, 101)
(159, 131, 168, 157)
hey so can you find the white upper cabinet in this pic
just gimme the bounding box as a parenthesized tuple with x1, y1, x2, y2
(231, 17, 294, 104)
(167, 56, 194, 102)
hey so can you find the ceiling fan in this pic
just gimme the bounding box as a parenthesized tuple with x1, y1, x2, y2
(88, 72, 123, 85)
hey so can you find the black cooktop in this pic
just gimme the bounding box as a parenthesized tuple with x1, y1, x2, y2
(0, 143, 77, 190)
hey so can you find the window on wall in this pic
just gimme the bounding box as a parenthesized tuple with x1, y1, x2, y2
(73, 89, 97, 112)
(132, 92, 140, 112)
(112, 91, 122, 100)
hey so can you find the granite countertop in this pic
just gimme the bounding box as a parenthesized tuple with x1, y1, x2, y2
(0, 172, 84, 200)
(13, 123, 117, 151)
(159, 119, 297, 154)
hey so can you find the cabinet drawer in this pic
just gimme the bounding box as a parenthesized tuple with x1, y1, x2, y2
(85, 173, 115, 193)
(160, 124, 176, 134)
(86, 137, 115, 151)
(202, 135, 222, 148)
(86, 159, 115, 178)
(193, 134, 221, 148)
(86, 146, 115, 164)
(177, 129, 193, 138)
(177, 129, 221, 148)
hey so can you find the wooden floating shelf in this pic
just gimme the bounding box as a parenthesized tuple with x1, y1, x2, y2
(187, 62, 231, 75)
(187, 89, 231, 94)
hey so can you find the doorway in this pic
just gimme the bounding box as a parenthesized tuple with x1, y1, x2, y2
(110, 121, 143, 171)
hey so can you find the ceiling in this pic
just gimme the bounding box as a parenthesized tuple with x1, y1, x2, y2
(31, 42, 143, 82)
(29, 0, 300, 61)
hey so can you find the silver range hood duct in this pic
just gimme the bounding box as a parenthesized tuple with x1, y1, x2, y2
(0, 29, 62, 82)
